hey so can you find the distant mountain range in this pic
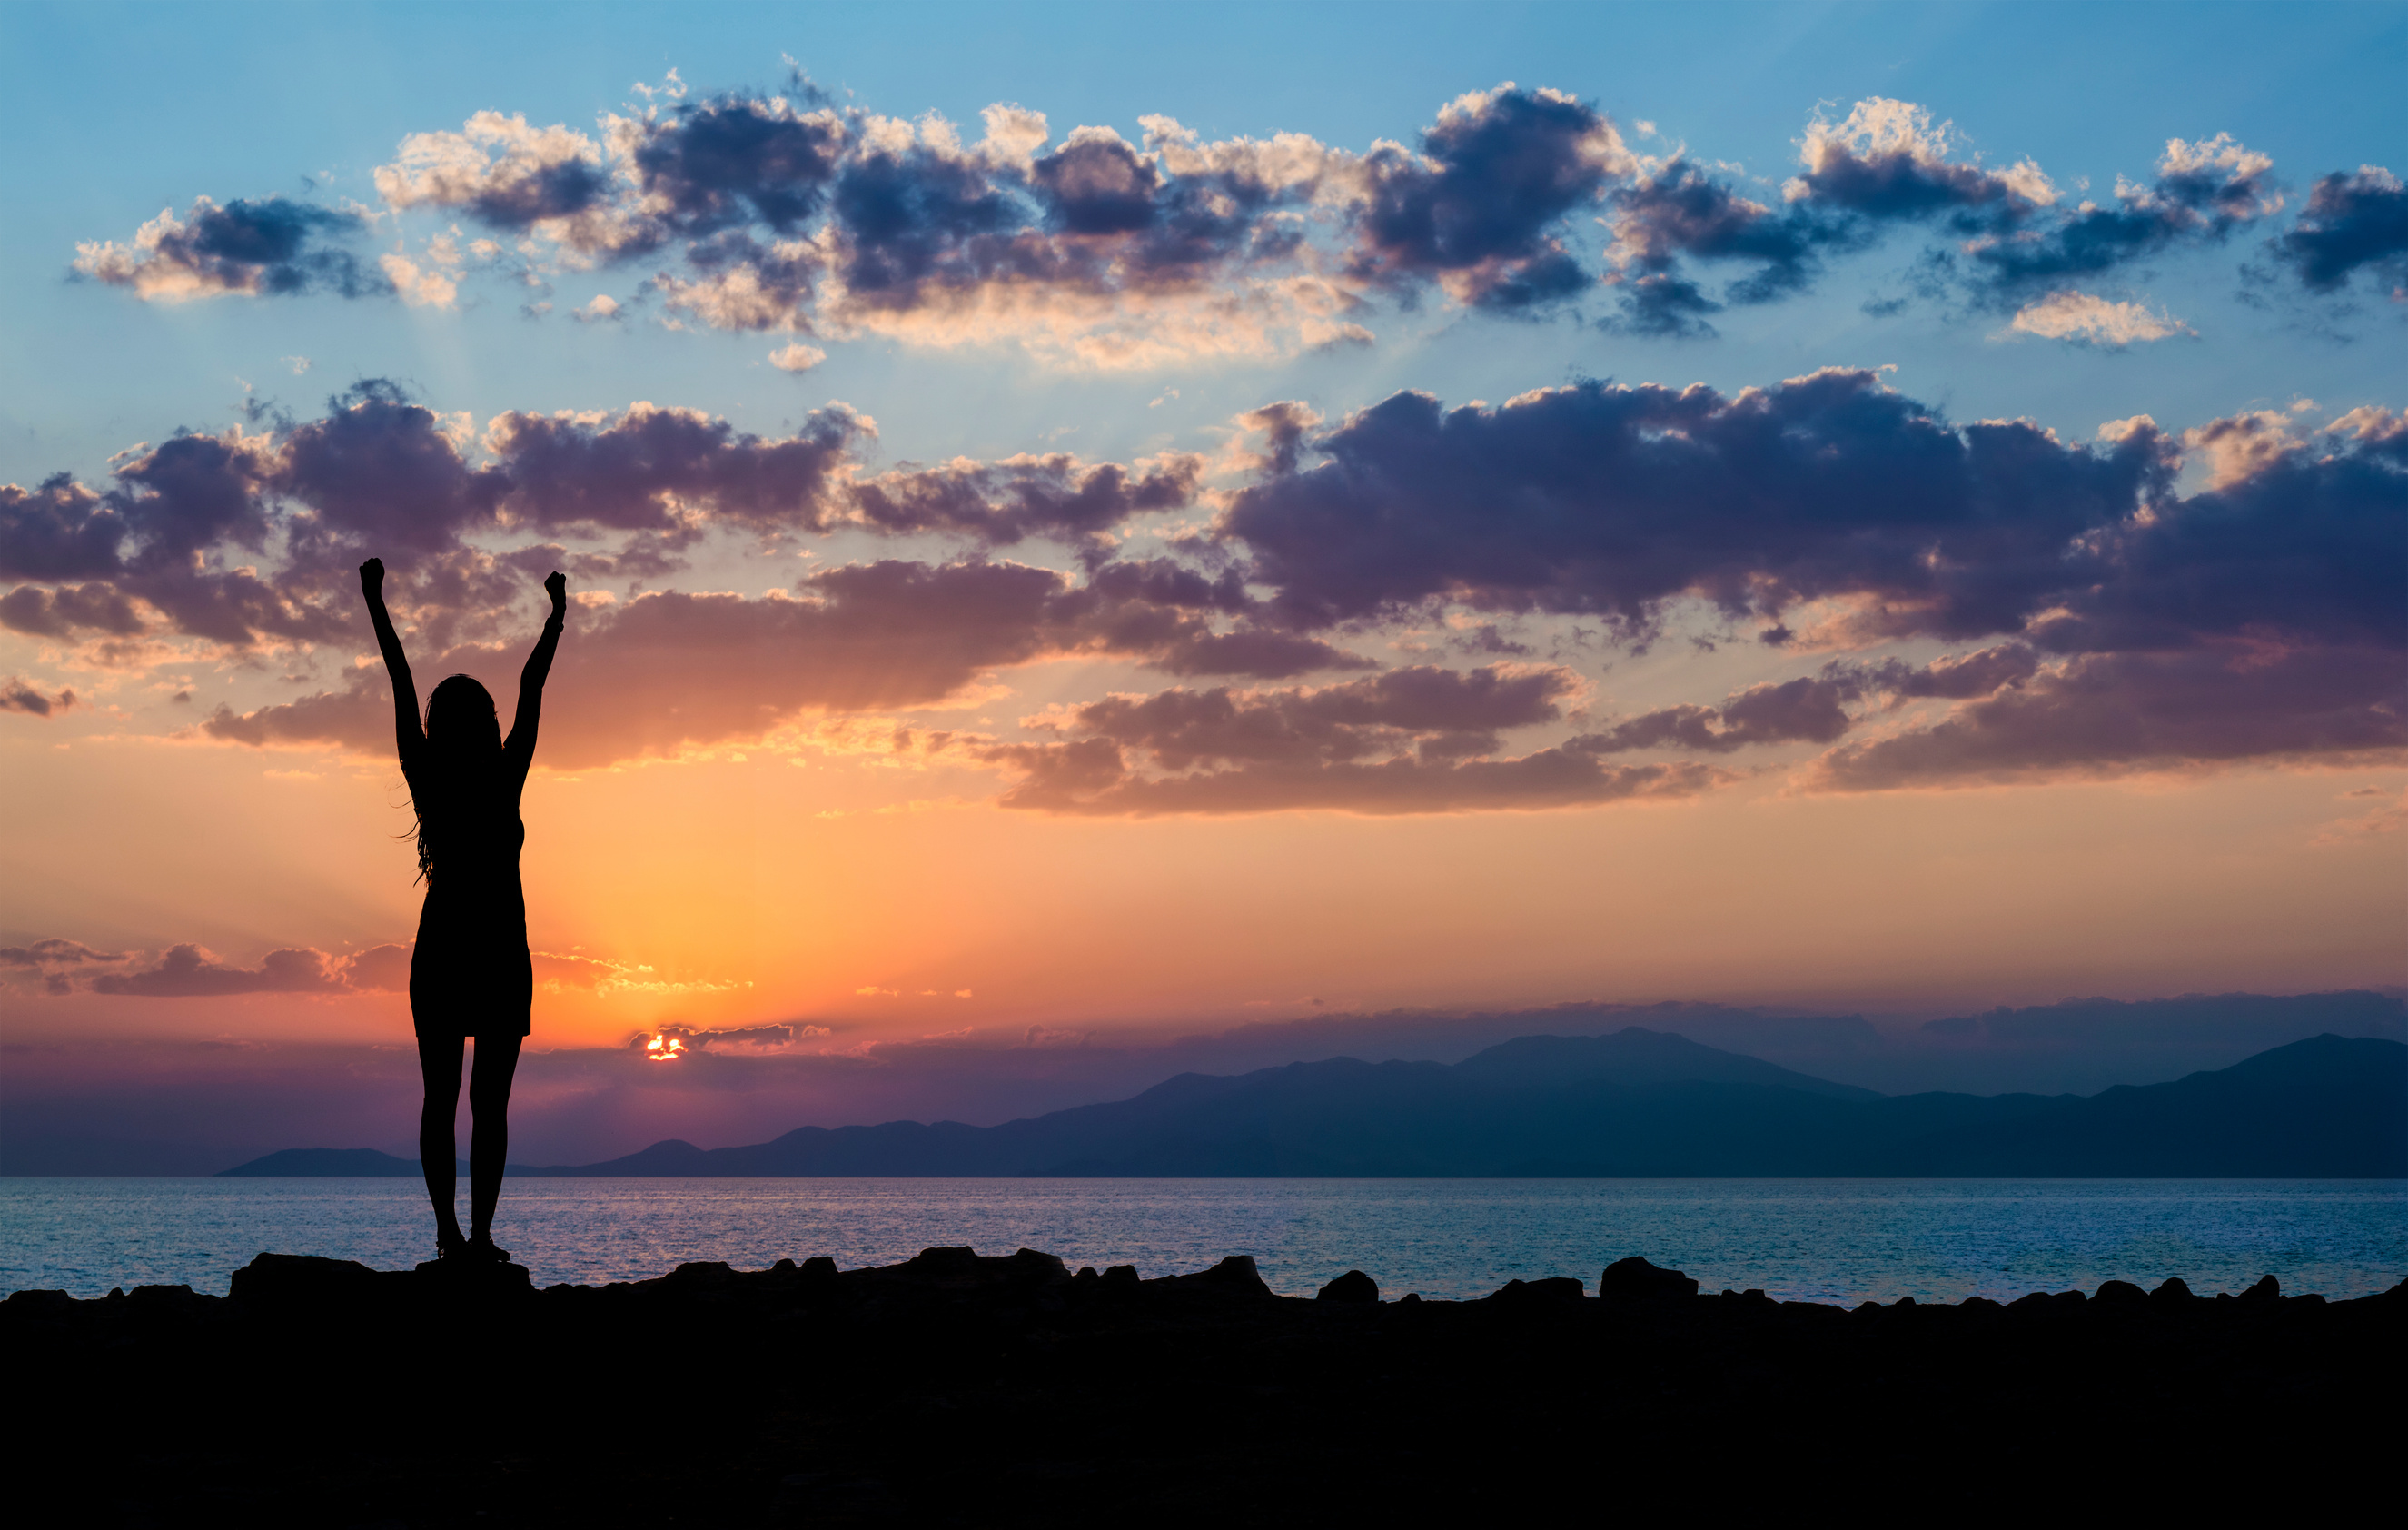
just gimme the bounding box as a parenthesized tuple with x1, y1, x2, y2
(220, 1028, 2408, 1178)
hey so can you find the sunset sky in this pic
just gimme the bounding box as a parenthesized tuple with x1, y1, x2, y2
(4, 2, 2403, 1168)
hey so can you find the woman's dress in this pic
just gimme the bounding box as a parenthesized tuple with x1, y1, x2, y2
(405, 792, 533, 1038)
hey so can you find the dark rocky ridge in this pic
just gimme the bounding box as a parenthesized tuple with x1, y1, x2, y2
(7, 1246, 2398, 1523)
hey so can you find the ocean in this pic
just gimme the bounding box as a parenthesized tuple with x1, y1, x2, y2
(4, 1176, 2402, 1303)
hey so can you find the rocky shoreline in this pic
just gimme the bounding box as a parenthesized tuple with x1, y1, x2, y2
(10, 1247, 2399, 1523)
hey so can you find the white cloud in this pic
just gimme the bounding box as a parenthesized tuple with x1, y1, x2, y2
(768, 342, 827, 373)
(2000, 290, 2193, 346)
(380, 252, 458, 309)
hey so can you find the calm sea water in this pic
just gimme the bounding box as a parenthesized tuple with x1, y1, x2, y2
(3, 1177, 2401, 1304)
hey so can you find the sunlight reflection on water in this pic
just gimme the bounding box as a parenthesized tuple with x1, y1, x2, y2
(3, 1177, 2401, 1303)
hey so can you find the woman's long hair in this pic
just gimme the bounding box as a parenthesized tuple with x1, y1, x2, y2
(410, 674, 502, 882)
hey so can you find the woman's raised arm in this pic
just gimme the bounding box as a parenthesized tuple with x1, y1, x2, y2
(504, 571, 567, 784)
(359, 558, 421, 763)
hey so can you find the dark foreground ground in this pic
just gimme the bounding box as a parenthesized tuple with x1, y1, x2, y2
(7, 1247, 2401, 1526)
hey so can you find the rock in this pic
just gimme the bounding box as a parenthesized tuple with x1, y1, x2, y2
(1600, 1256, 1698, 1300)
(1006, 1248, 1072, 1283)
(1317, 1270, 1378, 1304)
(2094, 1279, 2148, 1306)
(800, 1256, 838, 1280)
(230, 1252, 390, 1308)
(2151, 1277, 2195, 1305)
(2240, 1274, 2282, 1304)
(1489, 1277, 1584, 1303)
(1102, 1264, 1139, 1287)
(1157, 1255, 1276, 1299)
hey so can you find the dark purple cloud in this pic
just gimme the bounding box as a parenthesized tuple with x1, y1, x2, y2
(848, 452, 1202, 545)
(1346, 85, 1625, 310)
(1221, 370, 2167, 641)
(201, 554, 1371, 770)
(276, 382, 505, 559)
(0, 581, 147, 639)
(0, 939, 126, 969)
(986, 737, 1724, 817)
(2269, 165, 2408, 299)
(1, 475, 125, 582)
(1944, 135, 2280, 303)
(89, 944, 349, 998)
(1041, 664, 1582, 770)
(629, 94, 848, 236)
(1812, 643, 2408, 790)
(1578, 674, 1859, 755)
(1789, 101, 2050, 225)
(0, 678, 78, 718)
(72, 197, 385, 301)
(966, 662, 1735, 816)
(488, 400, 864, 535)
(1600, 164, 1848, 333)
(1867, 643, 2041, 700)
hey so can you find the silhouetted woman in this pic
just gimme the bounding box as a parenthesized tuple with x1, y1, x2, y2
(361, 557, 566, 1261)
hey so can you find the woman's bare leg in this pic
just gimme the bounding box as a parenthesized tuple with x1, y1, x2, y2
(467, 1032, 523, 1245)
(416, 1035, 466, 1249)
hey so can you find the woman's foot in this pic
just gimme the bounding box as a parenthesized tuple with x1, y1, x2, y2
(435, 1228, 468, 1259)
(464, 1235, 512, 1263)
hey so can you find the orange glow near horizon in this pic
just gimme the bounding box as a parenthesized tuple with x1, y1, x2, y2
(3, 710, 2402, 1054)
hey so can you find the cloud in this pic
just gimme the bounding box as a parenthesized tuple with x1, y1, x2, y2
(768, 342, 826, 372)
(380, 252, 459, 309)
(1809, 644, 2408, 790)
(2001, 290, 2194, 346)
(1801, 413, 2408, 789)
(82, 79, 1648, 364)
(0, 582, 145, 638)
(484, 399, 867, 536)
(374, 110, 642, 257)
(1788, 98, 2056, 222)
(15, 935, 733, 1001)
(2269, 164, 2408, 300)
(1600, 164, 1846, 333)
(89, 944, 350, 998)
(1344, 84, 1630, 309)
(342, 943, 412, 992)
(13, 363, 2400, 800)
(0, 475, 127, 582)
(0, 677, 79, 717)
(975, 662, 1730, 815)
(1036, 663, 1585, 767)
(73, 197, 387, 303)
(1599, 97, 2058, 329)
(1578, 674, 1860, 754)
(1220, 369, 2168, 642)
(201, 553, 1364, 770)
(1943, 134, 2280, 303)
(847, 452, 1202, 545)
(0, 939, 126, 969)
(620, 93, 848, 237)
(987, 738, 1727, 817)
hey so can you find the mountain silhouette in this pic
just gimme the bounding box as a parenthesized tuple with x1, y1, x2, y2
(219, 1148, 473, 1177)
(455, 1028, 2402, 1178)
